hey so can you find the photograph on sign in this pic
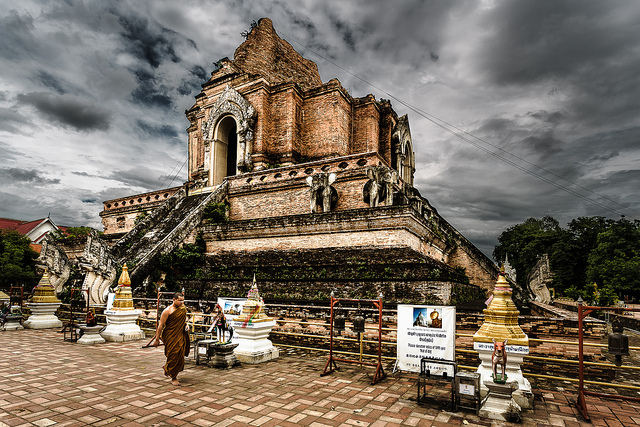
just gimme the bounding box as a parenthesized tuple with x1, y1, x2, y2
(217, 297, 248, 320)
(396, 304, 456, 375)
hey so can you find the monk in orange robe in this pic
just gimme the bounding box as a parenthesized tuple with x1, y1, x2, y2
(153, 292, 187, 385)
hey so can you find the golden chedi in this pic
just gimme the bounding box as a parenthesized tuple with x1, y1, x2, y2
(23, 267, 63, 329)
(32, 269, 62, 304)
(473, 270, 528, 347)
(101, 263, 145, 342)
(473, 267, 533, 410)
(111, 264, 134, 311)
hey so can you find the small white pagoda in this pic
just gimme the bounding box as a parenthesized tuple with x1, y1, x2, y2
(231, 277, 279, 364)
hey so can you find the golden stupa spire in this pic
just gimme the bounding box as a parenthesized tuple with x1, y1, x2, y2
(473, 269, 528, 346)
(118, 263, 131, 286)
(111, 264, 134, 310)
(31, 267, 61, 304)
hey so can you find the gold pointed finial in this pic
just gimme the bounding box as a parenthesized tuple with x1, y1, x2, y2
(118, 263, 131, 287)
(112, 263, 134, 310)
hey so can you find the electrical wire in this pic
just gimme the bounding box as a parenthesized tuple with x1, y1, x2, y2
(166, 154, 188, 189)
(282, 32, 638, 221)
(161, 151, 187, 189)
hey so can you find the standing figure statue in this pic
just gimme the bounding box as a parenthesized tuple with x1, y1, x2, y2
(492, 338, 508, 383)
(208, 304, 234, 343)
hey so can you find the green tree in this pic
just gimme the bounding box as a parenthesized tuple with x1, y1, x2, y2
(586, 218, 640, 298)
(0, 230, 40, 290)
(50, 226, 94, 241)
(495, 216, 640, 300)
(493, 216, 562, 290)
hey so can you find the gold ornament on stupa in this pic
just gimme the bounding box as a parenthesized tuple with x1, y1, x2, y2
(236, 276, 271, 324)
(111, 264, 134, 310)
(32, 268, 61, 304)
(473, 266, 528, 346)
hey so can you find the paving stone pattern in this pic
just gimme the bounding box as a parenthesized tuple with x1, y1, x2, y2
(1, 329, 638, 426)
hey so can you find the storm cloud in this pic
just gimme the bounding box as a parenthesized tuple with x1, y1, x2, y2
(17, 92, 112, 131)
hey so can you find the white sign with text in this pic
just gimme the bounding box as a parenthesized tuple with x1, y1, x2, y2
(396, 304, 456, 375)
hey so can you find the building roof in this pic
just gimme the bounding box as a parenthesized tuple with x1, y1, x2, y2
(0, 217, 62, 243)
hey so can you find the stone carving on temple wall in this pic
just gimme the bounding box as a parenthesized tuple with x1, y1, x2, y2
(306, 172, 337, 213)
(363, 165, 398, 207)
(503, 254, 517, 282)
(202, 85, 256, 173)
(527, 253, 553, 304)
(38, 238, 71, 294)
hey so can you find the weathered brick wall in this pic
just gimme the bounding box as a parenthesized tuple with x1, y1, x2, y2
(100, 186, 182, 234)
(352, 96, 381, 155)
(226, 152, 383, 221)
(233, 18, 322, 92)
(448, 246, 495, 293)
(267, 86, 297, 162)
(179, 246, 470, 304)
(204, 204, 448, 260)
(299, 82, 352, 159)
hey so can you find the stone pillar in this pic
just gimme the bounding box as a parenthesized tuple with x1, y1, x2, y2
(230, 277, 279, 364)
(23, 269, 63, 329)
(101, 264, 145, 342)
(473, 270, 534, 410)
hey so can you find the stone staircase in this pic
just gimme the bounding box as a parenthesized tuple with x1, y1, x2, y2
(112, 181, 229, 283)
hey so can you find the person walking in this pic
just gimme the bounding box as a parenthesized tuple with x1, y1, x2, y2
(153, 292, 188, 386)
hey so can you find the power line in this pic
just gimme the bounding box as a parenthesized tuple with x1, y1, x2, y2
(166, 155, 188, 188)
(161, 151, 187, 189)
(282, 32, 638, 221)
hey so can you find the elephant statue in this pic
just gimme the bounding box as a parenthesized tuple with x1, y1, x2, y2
(363, 166, 398, 207)
(306, 173, 337, 213)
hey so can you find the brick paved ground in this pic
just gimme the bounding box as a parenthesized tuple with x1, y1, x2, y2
(1, 329, 639, 427)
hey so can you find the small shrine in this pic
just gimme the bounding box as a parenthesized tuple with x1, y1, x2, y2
(100, 264, 145, 342)
(230, 277, 279, 364)
(78, 309, 105, 345)
(23, 268, 63, 329)
(473, 268, 533, 419)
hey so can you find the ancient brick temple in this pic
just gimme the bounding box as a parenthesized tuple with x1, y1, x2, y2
(97, 18, 497, 303)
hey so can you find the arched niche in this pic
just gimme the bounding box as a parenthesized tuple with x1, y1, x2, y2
(210, 115, 238, 185)
(202, 85, 256, 186)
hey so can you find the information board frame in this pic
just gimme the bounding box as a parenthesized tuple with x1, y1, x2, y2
(396, 304, 456, 376)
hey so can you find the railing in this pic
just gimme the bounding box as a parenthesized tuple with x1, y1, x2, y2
(48, 301, 640, 400)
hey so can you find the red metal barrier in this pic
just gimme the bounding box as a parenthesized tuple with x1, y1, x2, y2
(321, 295, 387, 384)
(577, 302, 640, 422)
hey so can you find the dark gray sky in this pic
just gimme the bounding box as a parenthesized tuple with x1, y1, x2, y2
(1, 0, 639, 259)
